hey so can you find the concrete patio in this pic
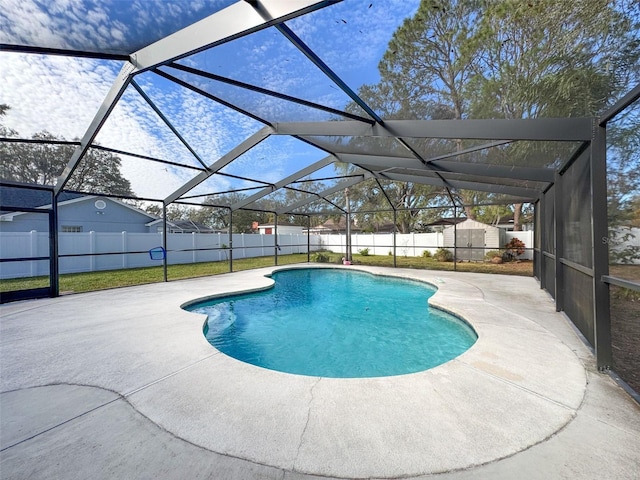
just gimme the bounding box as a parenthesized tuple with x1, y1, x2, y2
(1, 265, 638, 479)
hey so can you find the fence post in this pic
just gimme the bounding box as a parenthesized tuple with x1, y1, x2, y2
(89, 231, 96, 272)
(192, 232, 197, 264)
(121, 231, 128, 269)
(29, 230, 37, 277)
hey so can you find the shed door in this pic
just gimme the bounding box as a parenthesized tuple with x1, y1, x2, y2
(470, 229, 486, 261)
(455, 230, 471, 260)
(455, 229, 485, 261)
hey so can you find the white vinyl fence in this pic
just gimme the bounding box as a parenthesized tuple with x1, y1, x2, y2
(0, 231, 320, 279)
(318, 230, 535, 260)
(10, 227, 629, 281)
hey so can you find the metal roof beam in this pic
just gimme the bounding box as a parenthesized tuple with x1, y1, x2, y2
(335, 153, 424, 170)
(0, 44, 130, 61)
(130, 79, 209, 170)
(273, 118, 594, 141)
(54, 62, 135, 195)
(131, 0, 338, 72)
(428, 160, 555, 183)
(275, 23, 382, 123)
(165, 63, 373, 124)
(164, 127, 273, 204)
(336, 153, 555, 183)
(599, 83, 640, 126)
(153, 69, 271, 126)
(230, 155, 335, 211)
(382, 172, 539, 200)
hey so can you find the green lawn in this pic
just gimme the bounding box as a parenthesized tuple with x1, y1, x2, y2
(1, 253, 309, 294)
(1, 252, 533, 296)
(316, 252, 534, 276)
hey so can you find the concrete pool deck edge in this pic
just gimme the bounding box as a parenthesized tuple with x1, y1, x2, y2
(1, 265, 639, 479)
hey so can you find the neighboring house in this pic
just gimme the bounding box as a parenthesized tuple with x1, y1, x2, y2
(306, 217, 360, 234)
(0, 193, 225, 234)
(491, 214, 534, 232)
(424, 217, 466, 232)
(0, 193, 158, 233)
(257, 224, 304, 235)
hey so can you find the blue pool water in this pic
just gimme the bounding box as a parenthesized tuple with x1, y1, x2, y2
(187, 269, 477, 378)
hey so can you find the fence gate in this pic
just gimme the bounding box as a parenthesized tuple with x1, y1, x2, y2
(455, 229, 485, 261)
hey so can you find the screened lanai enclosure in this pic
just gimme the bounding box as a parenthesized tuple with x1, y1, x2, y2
(1, 1, 639, 393)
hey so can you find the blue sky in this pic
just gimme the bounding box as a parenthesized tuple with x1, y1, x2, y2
(0, 0, 421, 200)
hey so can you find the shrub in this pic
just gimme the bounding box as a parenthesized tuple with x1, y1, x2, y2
(358, 247, 370, 256)
(505, 238, 526, 261)
(422, 250, 432, 258)
(485, 250, 503, 260)
(388, 250, 393, 256)
(434, 248, 453, 262)
(311, 252, 330, 263)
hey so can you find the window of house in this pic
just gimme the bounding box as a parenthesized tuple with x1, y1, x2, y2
(62, 226, 83, 233)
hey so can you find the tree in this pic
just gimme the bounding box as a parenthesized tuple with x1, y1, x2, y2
(355, 0, 639, 230)
(0, 107, 133, 196)
(379, 0, 483, 219)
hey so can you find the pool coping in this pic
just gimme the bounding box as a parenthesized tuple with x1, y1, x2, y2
(2, 265, 638, 479)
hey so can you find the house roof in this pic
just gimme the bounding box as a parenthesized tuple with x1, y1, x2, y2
(309, 217, 360, 232)
(0, 193, 157, 221)
(426, 217, 467, 227)
(0, 189, 84, 214)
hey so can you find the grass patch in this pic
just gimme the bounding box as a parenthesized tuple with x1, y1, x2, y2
(1, 254, 309, 294)
(1, 251, 535, 296)
(316, 252, 533, 276)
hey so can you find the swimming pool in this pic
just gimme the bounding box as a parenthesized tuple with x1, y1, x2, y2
(186, 268, 477, 377)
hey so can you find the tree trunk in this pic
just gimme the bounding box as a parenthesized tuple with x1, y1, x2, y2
(464, 205, 475, 220)
(513, 203, 522, 231)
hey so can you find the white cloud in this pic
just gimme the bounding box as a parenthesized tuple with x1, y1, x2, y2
(0, 0, 417, 201)
(0, 0, 232, 53)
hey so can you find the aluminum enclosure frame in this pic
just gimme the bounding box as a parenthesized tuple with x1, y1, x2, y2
(2, 0, 637, 382)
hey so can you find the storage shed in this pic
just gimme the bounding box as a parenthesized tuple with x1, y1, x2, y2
(443, 219, 506, 261)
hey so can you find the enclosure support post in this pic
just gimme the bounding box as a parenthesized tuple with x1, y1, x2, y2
(228, 208, 233, 273)
(306, 215, 311, 262)
(49, 193, 59, 297)
(162, 203, 168, 282)
(345, 189, 352, 262)
(591, 123, 612, 370)
(274, 214, 279, 266)
(453, 205, 457, 272)
(539, 193, 548, 291)
(393, 209, 397, 268)
(554, 173, 564, 312)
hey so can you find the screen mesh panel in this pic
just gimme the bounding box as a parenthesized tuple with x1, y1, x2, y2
(560, 149, 593, 268)
(563, 267, 595, 345)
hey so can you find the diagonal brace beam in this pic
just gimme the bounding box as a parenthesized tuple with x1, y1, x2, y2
(382, 172, 540, 199)
(277, 174, 370, 215)
(230, 155, 336, 211)
(130, 79, 209, 170)
(131, 0, 339, 72)
(164, 127, 273, 204)
(55, 63, 136, 195)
